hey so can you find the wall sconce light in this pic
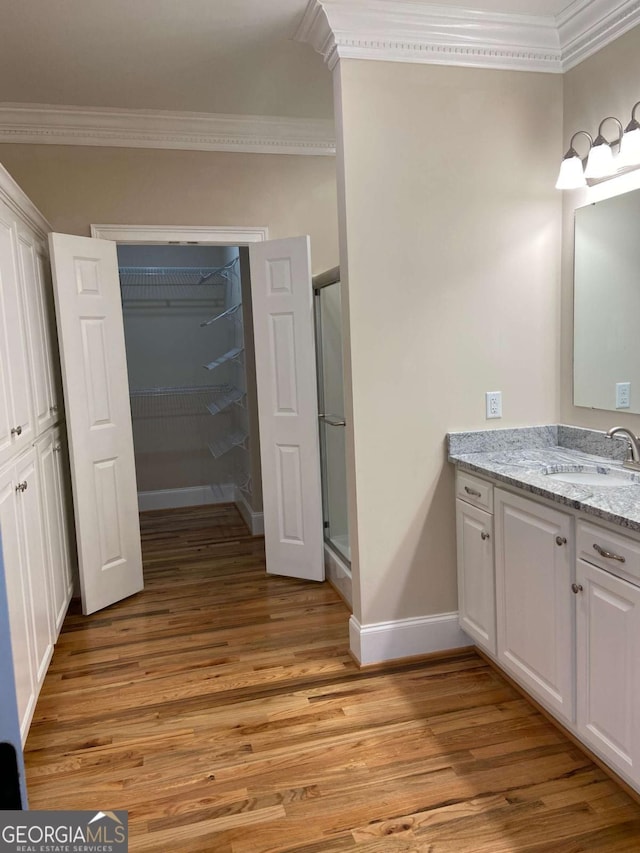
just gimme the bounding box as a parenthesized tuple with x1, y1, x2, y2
(556, 100, 640, 190)
(555, 131, 592, 190)
(584, 117, 622, 178)
(620, 101, 640, 166)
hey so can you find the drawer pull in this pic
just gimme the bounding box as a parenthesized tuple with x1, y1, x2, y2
(571, 583, 584, 594)
(556, 536, 567, 546)
(464, 486, 482, 498)
(481, 531, 490, 541)
(593, 543, 626, 563)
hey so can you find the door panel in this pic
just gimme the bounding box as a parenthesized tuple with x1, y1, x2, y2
(249, 237, 323, 582)
(0, 200, 33, 467)
(49, 234, 143, 614)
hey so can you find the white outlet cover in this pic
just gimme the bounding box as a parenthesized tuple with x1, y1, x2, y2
(486, 391, 502, 419)
(616, 382, 631, 409)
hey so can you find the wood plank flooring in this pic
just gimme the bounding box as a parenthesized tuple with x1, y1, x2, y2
(24, 504, 640, 851)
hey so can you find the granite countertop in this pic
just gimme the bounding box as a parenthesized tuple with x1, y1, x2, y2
(447, 424, 640, 533)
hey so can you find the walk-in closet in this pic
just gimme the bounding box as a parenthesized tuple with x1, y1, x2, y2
(117, 244, 259, 521)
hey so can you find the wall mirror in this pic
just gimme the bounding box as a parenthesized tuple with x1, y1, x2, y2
(574, 186, 640, 413)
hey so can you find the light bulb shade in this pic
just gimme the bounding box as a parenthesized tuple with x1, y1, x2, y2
(555, 155, 586, 189)
(584, 141, 616, 178)
(620, 126, 640, 166)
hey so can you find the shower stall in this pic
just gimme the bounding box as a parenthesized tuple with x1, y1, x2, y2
(313, 268, 350, 571)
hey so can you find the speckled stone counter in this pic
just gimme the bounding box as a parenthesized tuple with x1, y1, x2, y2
(447, 424, 640, 532)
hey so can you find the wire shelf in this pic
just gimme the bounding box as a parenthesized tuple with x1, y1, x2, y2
(208, 429, 249, 460)
(204, 345, 244, 371)
(120, 259, 239, 304)
(206, 386, 245, 416)
(200, 303, 242, 328)
(129, 385, 230, 419)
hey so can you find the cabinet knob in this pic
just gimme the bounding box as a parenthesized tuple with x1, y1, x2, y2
(15, 481, 27, 493)
(53, 444, 61, 453)
(10, 425, 22, 437)
(49, 405, 58, 414)
(556, 536, 567, 546)
(571, 583, 583, 594)
(481, 531, 490, 540)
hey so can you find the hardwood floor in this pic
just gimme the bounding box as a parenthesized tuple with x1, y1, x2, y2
(25, 504, 640, 852)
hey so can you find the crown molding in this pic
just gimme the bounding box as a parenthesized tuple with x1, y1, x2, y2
(558, 0, 640, 70)
(295, 0, 640, 74)
(0, 103, 336, 156)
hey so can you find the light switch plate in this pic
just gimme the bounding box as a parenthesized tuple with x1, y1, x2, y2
(486, 391, 502, 419)
(616, 382, 631, 409)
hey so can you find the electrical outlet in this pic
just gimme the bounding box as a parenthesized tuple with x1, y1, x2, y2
(616, 382, 631, 409)
(486, 391, 502, 419)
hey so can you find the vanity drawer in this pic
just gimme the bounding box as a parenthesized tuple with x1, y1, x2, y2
(577, 520, 640, 585)
(456, 471, 493, 513)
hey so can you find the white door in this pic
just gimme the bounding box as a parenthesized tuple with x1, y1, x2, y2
(49, 234, 143, 615)
(249, 236, 324, 582)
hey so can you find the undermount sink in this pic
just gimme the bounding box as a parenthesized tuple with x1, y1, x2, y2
(543, 467, 638, 486)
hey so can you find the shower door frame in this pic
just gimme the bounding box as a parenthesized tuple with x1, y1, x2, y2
(313, 267, 350, 568)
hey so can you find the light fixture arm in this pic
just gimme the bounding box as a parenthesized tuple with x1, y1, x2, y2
(566, 130, 593, 160)
(593, 116, 623, 150)
(625, 100, 640, 133)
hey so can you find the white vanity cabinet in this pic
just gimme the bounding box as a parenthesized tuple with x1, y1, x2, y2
(494, 489, 574, 723)
(455, 472, 495, 654)
(575, 521, 640, 785)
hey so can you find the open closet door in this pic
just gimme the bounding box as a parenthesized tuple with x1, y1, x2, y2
(49, 234, 143, 615)
(249, 236, 324, 582)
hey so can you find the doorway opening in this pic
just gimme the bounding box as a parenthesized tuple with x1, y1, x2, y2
(115, 241, 264, 534)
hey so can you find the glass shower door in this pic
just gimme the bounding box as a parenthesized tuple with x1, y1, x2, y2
(314, 273, 350, 565)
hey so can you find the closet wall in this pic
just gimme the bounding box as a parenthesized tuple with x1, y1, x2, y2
(118, 244, 256, 514)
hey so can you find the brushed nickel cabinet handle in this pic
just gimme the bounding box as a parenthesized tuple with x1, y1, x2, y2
(556, 536, 567, 546)
(593, 543, 626, 563)
(464, 486, 482, 498)
(15, 481, 27, 493)
(481, 531, 490, 541)
(53, 444, 62, 453)
(571, 583, 583, 594)
(11, 425, 22, 437)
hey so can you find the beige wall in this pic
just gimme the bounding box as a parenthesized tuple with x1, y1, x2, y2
(0, 145, 339, 274)
(560, 25, 640, 433)
(335, 59, 563, 625)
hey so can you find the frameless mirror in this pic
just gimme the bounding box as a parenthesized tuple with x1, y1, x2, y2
(574, 187, 640, 414)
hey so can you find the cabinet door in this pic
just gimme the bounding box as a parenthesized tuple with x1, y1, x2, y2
(576, 560, 640, 784)
(0, 461, 36, 742)
(15, 448, 53, 686)
(0, 200, 33, 469)
(17, 224, 54, 436)
(35, 243, 61, 422)
(456, 499, 495, 654)
(38, 431, 71, 636)
(495, 489, 574, 723)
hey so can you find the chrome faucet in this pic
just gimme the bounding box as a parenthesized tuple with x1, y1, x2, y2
(607, 426, 640, 470)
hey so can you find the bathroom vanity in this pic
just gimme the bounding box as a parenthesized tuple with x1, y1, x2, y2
(449, 425, 640, 794)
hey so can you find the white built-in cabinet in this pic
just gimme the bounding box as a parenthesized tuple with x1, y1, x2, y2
(455, 469, 640, 794)
(0, 165, 73, 743)
(495, 488, 574, 724)
(455, 473, 495, 654)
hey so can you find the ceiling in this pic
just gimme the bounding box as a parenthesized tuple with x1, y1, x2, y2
(0, 1, 627, 121)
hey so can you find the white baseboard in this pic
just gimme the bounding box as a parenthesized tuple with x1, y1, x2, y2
(349, 611, 469, 666)
(234, 488, 264, 535)
(137, 484, 235, 511)
(324, 544, 352, 609)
